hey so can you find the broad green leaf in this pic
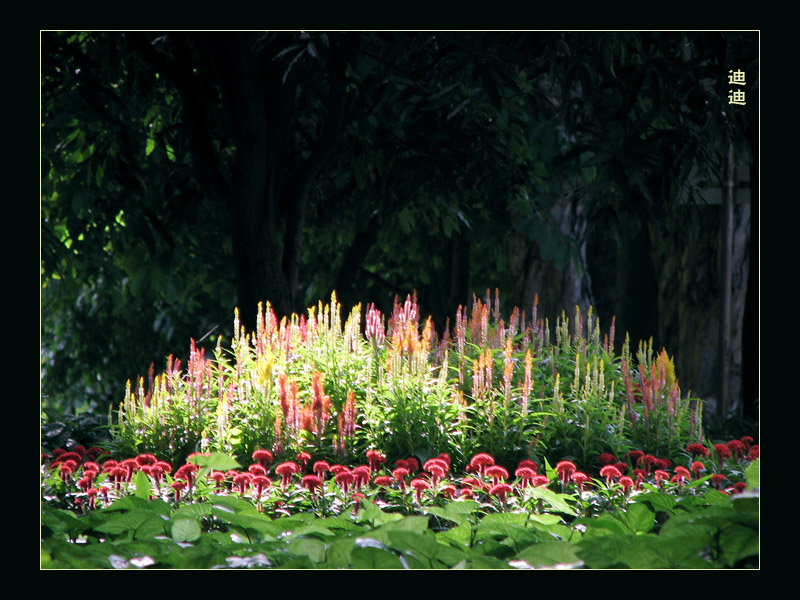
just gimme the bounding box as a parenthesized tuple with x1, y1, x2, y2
(189, 452, 241, 472)
(575, 514, 628, 536)
(134, 469, 152, 500)
(326, 537, 357, 568)
(387, 530, 465, 566)
(287, 537, 327, 563)
(512, 540, 580, 568)
(356, 498, 403, 526)
(527, 513, 564, 526)
(618, 502, 655, 534)
(636, 491, 678, 515)
(210, 494, 260, 515)
(171, 518, 202, 543)
(437, 524, 472, 548)
(94, 509, 169, 538)
(423, 500, 479, 527)
(575, 534, 638, 569)
(350, 546, 405, 569)
(172, 503, 214, 520)
(105, 496, 150, 512)
(527, 487, 576, 516)
(720, 523, 759, 567)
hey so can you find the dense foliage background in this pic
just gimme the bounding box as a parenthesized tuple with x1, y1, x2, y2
(40, 31, 758, 434)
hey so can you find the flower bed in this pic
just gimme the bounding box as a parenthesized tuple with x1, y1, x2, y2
(41, 291, 758, 569)
(41, 442, 759, 569)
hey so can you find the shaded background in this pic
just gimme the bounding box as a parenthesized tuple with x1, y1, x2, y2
(40, 31, 758, 434)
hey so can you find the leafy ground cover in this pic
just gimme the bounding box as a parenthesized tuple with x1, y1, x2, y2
(41, 291, 759, 569)
(41, 443, 759, 569)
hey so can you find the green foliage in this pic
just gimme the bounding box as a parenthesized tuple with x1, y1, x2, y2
(41, 476, 758, 569)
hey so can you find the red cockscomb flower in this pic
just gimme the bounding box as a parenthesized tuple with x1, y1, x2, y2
(374, 475, 393, 487)
(441, 484, 458, 499)
(233, 472, 252, 496)
(486, 465, 509, 485)
(532, 475, 550, 487)
(423, 458, 449, 475)
(410, 478, 431, 504)
(313, 460, 331, 479)
(175, 463, 199, 488)
(713, 443, 730, 467)
(335, 470, 355, 495)
(740, 436, 754, 450)
(515, 467, 537, 488)
(83, 461, 101, 473)
(154, 460, 172, 475)
(727, 440, 746, 461)
(686, 443, 709, 457)
(619, 476, 634, 495)
(296, 452, 312, 472)
(120, 458, 140, 482)
(469, 453, 495, 478)
(425, 463, 447, 487)
(210, 471, 227, 488)
(555, 461, 577, 484)
(710, 473, 727, 490)
(301, 474, 323, 497)
(690, 461, 706, 478)
(517, 459, 538, 472)
(366, 449, 386, 473)
(392, 467, 409, 491)
(597, 453, 618, 465)
(672, 466, 690, 487)
(135, 453, 158, 467)
(461, 477, 484, 491)
(87, 488, 99, 510)
(171, 480, 186, 502)
(490, 483, 514, 504)
(353, 465, 371, 489)
(570, 471, 589, 494)
(613, 462, 630, 475)
(275, 461, 300, 490)
(251, 475, 272, 499)
(248, 464, 268, 476)
(747, 445, 759, 461)
(733, 481, 747, 494)
(405, 458, 420, 473)
(637, 455, 657, 474)
(59, 463, 75, 483)
(628, 450, 644, 464)
(253, 449, 274, 468)
(654, 469, 670, 487)
(600, 465, 622, 486)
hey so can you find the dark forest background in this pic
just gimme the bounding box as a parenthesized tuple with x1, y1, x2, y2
(40, 31, 758, 433)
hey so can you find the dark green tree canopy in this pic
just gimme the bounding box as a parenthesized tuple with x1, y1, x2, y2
(41, 31, 757, 414)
